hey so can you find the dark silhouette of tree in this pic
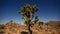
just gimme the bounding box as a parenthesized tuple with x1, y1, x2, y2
(34, 16, 39, 23)
(19, 4, 38, 34)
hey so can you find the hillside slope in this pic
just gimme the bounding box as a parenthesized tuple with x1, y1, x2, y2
(0, 21, 60, 34)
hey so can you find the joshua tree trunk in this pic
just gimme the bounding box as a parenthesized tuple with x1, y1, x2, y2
(28, 23, 32, 34)
(27, 20, 32, 34)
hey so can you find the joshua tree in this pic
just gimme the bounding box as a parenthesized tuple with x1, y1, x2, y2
(34, 16, 39, 23)
(19, 4, 38, 34)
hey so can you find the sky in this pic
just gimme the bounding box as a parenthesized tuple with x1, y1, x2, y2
(0, 0, 60, 24)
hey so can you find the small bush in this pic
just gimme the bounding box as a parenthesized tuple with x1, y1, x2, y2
(0, 26, 5, 29)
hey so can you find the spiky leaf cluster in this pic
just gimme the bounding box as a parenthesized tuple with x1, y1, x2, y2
(19, 4, 38, 25)
(19, 4, 38, 18)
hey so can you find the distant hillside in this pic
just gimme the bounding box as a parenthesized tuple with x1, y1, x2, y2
(0, 21, 60, 34)
(47, 21, 60, 28)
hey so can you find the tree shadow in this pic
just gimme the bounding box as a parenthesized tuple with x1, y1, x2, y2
(21, 31, 28, 34)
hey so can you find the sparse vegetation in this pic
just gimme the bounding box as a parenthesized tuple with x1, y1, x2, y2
(0, 21, 60, 34)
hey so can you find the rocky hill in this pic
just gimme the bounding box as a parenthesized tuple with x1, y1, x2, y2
(0, 21, 60, 34)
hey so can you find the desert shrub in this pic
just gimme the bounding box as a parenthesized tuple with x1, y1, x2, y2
(21, 31, 28, 34)
(0, 32, 4, 34)
(58, 25, 60, 27)
(0, 26, 5, 29)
